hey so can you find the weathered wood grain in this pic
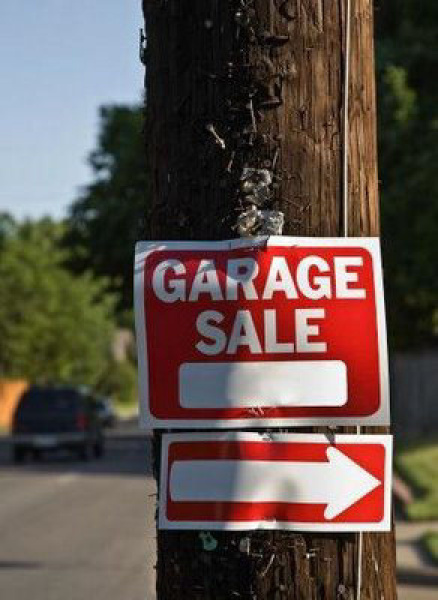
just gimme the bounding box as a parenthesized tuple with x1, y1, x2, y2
(142, 1, 397, 598)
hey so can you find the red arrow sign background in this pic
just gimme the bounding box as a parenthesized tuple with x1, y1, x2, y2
(159, 433, 393, 532)
(135, 237, 389, 428)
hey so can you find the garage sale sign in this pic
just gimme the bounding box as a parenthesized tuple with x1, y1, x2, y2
(159, 432, 393, 532)
(134, 237, 389, 428)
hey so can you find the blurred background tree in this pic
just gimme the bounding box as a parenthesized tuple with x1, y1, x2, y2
(65, 105, 149, 315)
(0, 218, 117, 387)
(377, 0, 438, 348)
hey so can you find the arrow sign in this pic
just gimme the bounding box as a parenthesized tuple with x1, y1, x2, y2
(160, 432, 393, 532)
(170, 447, 381, 520)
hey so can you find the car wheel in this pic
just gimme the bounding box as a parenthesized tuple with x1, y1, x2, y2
(93, 441, 104, 459)
(78, 443, 91, 461)
(32, 448, 42, 462)
(13, 446, 26, 464)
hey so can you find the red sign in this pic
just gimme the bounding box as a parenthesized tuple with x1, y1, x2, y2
(159, 433, 393, 532)
(135, 237, 389, 427)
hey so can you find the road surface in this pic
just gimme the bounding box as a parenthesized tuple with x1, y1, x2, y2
(0, 432, 156, 600)
(397, 520, 438, 600)
(0, 429, 436, 599)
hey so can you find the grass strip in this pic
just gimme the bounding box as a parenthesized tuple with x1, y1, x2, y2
(395, 439, 438, 521)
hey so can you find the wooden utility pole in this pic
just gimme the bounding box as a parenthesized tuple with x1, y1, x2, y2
(142, 1, 397, 598)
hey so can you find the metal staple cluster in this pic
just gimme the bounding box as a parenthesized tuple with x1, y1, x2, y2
(201, 0, 289, 237)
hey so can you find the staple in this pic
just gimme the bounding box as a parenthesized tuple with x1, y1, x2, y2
(139, 28, 147, 65)
(239, 536, 251, 554)
(373, 555, 379, 574)
(240, 168, 272, 199)
(272, 147, 280, 170)
(248, 98, 257, 132)
(259, 32, 290, 47)
(331, 131, 341, 149)
(246, 132, 256, 147)
(260, 553, 275, 577)
(235, 6, 256, 29)
(258, 96, 283, 110)
(205, 123, 226, 150)
(226, 151, 236, 172)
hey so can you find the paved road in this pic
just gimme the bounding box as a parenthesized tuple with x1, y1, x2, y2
(397, 521, 438, 600)
(0, 431, 437, 599)
(0, 433, 156, 600)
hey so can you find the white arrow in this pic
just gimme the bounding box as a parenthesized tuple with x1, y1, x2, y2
(169, 447, 381, 520)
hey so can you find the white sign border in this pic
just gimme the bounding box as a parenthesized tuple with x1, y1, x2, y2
(158, 431, 393, 532)
(134, 236, 390, 428)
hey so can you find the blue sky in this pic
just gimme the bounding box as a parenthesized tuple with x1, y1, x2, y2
(0, 0, 143, 220)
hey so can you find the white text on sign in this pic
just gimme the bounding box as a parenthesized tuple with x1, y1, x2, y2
(152, 255, 366, 356)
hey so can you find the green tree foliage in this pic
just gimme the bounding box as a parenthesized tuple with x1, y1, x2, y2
(65, 105, 149, 311)
(376, 0, 438, 348)
(99, 360, 138, 407)
(0, 219, 117, 386)
(0, 212, 17, 242)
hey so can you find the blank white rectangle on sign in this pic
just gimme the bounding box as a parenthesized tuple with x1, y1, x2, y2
(179, 360, 347, 408)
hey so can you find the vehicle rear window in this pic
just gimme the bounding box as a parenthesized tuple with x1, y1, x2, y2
(16, 388, 82, 416)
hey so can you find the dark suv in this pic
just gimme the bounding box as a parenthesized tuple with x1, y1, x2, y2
(11, 386, 104, 462)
